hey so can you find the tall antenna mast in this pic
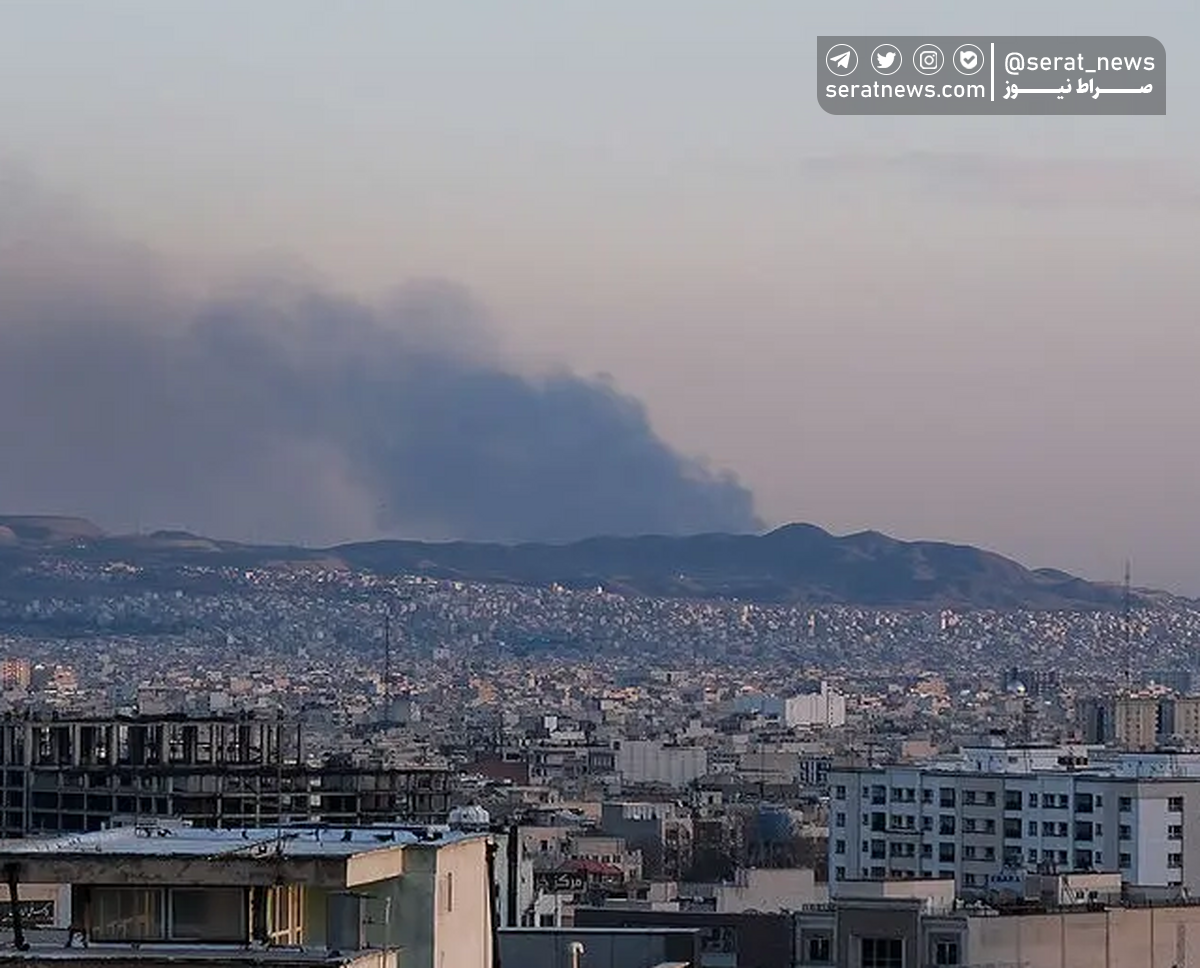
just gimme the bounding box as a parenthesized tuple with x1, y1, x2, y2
(1123, 560, 1132, 692)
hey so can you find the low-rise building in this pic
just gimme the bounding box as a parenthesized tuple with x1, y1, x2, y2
(0, 820, 493, 968)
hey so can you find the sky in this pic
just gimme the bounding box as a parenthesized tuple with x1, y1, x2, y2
(0, 1, 1197, 592)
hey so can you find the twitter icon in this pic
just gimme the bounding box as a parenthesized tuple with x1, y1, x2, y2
(871, 43, 902, 75)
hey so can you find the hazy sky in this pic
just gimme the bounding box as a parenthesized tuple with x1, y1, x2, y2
(1, 1, 1197, 592)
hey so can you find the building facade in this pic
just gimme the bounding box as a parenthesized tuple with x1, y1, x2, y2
(829, 745, 1200, 895)
(0, 713, 450, 836)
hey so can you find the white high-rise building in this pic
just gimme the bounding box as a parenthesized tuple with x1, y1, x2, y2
(829, 745, 1200, 896)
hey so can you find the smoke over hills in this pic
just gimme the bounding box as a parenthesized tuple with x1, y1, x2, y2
(0, 171, 759, 544)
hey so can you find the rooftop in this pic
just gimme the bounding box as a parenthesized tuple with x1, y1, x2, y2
(841, 745, 1200, 779)
(0, 822, 483, 860)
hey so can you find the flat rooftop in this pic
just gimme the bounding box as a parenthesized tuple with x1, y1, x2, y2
(0, 822, 485, 860)
(840, 746, 1200, 779)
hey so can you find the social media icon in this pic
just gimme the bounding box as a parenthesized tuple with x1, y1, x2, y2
(954, 43, 984, 75)
(826, 44, 858, 76)
(871, 44, 902, 75)
(913, 44, 944, 76)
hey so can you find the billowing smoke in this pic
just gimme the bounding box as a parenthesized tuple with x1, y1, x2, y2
(0, 172, 760, 545)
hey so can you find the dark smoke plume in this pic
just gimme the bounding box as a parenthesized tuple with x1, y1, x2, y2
(0, 172, 760, 545)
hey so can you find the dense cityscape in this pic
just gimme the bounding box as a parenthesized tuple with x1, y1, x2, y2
(0, 542, 1199, 966)
(0, 2, 1189, 966)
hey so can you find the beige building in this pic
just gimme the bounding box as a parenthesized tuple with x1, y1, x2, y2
(1114, 696, 1160, 751)
(796, 875, 1200, 968)
(0, 821, 494, 968)
(1173, 697, 1200, 746)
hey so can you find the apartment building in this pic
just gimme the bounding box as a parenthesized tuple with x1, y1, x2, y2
(0, 712, 450, 837)
(616, 741, 708, 788)
(0, 820, 493, 968)
(829, 745, 1200, 895)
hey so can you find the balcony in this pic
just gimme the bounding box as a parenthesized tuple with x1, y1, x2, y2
(0, 930, 399, 966)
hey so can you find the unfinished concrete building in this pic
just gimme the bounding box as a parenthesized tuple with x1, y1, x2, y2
(0, 713, 450, 837)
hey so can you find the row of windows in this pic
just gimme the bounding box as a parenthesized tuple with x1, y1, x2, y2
(848, 813, 1173, 845)
(836, 784, 1181, 817)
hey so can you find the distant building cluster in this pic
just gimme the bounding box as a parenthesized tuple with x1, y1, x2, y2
(2, 558, 1200, 964)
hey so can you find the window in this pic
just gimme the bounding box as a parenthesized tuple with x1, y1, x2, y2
(89, 888, 164, 942)
(1075, 792, 1094, 814)
(835, 866, 846, 880)
(805, 933, 832, 964)
(922, 816, 933, 832)
(1119, 796, 1132, 812)
(700, 926, 737, 954)
(1027, 820, 1038, 836)
(871, 812, 887, 832)
(1004, 790, 1023, 811)
(1043, 821, 1056, 836)
(964, 790, 977, 805)
(984, 791, 996, 806)
(1169, 825, 1183, 840)
(1074, 822, 1094, 842)
(984, 819, 996, 834)
(933, 937, 962, 966)
(170, 888, 246, 943)
(1119, 853, 1131, 868)
(835, 785, 846, 800)
(940, 788, 956, 808)
(1003, 817, 1022, 839)
(871, 840, 886, 860)
(939, 815, 956, 835)
(1028, 792, 1039, 807)
(963, 818, 976, 833)
(267, 884, 304, 947)
(1028, 849, 1038, 863)
(835, 839, 846, 854)
(921, 788, 933, 804)
(1168, 853, 1183, 869)
(870, 785, 887, 805)
(1119, 824, 1132, 840)
(835, 812, 846, 828)
(939, 842, 956, 863)
(861, 937, 903, 968)
(1169, 797, 1184, 813)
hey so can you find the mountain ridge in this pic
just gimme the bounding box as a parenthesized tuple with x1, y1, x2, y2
(0, 514, 1173, 609)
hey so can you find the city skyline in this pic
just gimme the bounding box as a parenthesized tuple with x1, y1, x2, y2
(1, 1, 1197, 592)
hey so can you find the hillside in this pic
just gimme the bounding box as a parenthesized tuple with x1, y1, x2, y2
(0, 516, 1147, 609)
(332, 524, 1132, 608)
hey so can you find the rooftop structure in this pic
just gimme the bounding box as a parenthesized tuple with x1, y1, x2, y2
(0, 821, 493, 968)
